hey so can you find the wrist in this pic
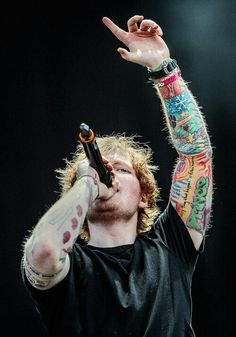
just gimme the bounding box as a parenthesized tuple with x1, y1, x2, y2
(155, 68, 181, 87)
(148, 58, 173, 72)
(147, 58, 178, 80)
(77, 175, 99, 201)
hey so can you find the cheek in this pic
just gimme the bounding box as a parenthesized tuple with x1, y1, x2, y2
(123, 177, 141, 197)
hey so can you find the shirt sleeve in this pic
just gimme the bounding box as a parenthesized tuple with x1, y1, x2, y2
(150, 201, 205, 266)
(20, 248, 81, 334)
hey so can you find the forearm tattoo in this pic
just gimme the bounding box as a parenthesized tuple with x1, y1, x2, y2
(161, 90, 210, 155)
(27, 178, 97, 273)
(157, 71, 213, 234)
(44, 180, 93, 254)
(171, 151, 212, 233)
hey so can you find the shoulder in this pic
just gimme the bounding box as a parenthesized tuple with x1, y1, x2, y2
(145, 202, 204, 265)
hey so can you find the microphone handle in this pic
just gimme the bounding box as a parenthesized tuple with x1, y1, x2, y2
(79, 123, 113, 188)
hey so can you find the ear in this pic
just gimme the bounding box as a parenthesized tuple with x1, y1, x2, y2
(138, 193, 148, 209)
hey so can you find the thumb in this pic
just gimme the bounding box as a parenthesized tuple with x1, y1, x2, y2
(117, 47, 133, 61)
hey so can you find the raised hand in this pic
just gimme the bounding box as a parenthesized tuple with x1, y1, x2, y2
(102, 15, 170, 70)
(76, 159, 118, 201)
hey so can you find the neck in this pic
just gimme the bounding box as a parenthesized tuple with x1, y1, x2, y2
(87, 214, 138, 248)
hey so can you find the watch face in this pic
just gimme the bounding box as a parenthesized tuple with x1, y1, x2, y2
(149, 60, 178, 79)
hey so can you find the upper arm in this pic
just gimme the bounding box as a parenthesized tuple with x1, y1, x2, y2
(170, 150, 213, 249)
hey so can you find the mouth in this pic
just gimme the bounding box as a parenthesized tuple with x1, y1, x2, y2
(98, 189, 120, 202)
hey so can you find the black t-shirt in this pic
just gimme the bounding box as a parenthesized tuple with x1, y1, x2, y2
(21, 202, 203, 337)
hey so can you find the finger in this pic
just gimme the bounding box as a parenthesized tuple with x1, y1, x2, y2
(149, 25, 163, 36)
(117, 48, 134, 62)
(104, 161, 113, 171)
(140, 19, 157, 30)
(127, 15, 144, 32)
(140, 19, 163, 36)
(117, 47, 144, 63)
(102, 17, 128, 43)
(102, 157, 113, 171)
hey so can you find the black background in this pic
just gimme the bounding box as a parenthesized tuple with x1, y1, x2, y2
(1, 1, 235, 336)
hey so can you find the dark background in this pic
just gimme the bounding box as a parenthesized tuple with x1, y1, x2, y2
(1, 1, 235, 336)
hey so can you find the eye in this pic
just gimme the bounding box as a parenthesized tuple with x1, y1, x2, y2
(115, 167, 131, 174)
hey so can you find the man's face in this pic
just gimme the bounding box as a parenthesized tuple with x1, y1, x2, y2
(86, 151, 147, 224)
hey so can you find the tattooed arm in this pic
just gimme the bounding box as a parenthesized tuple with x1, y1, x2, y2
(154, 68, 213, 249)
(102, 15, 213, 250)
(23, 165, 117, 290)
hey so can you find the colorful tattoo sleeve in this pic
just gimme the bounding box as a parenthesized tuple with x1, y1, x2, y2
(156, 70, 213, 234)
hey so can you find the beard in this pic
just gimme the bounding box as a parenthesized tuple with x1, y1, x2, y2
(86, 195, 139, 225)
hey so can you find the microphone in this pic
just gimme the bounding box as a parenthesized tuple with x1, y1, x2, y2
(78, 123, 112, 188)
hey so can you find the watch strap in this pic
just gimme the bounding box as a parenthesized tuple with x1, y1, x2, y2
(148, 59, 178, 80)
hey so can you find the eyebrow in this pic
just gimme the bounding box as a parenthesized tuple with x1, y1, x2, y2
(112, 160, 133, 170)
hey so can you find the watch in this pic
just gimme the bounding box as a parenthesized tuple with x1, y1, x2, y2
(148, 59, 178, 80)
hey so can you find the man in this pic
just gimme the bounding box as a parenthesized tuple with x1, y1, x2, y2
(21, 15, 213, 337)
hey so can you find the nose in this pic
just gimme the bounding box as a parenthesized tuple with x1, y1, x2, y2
(111, 170, 120, 192)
